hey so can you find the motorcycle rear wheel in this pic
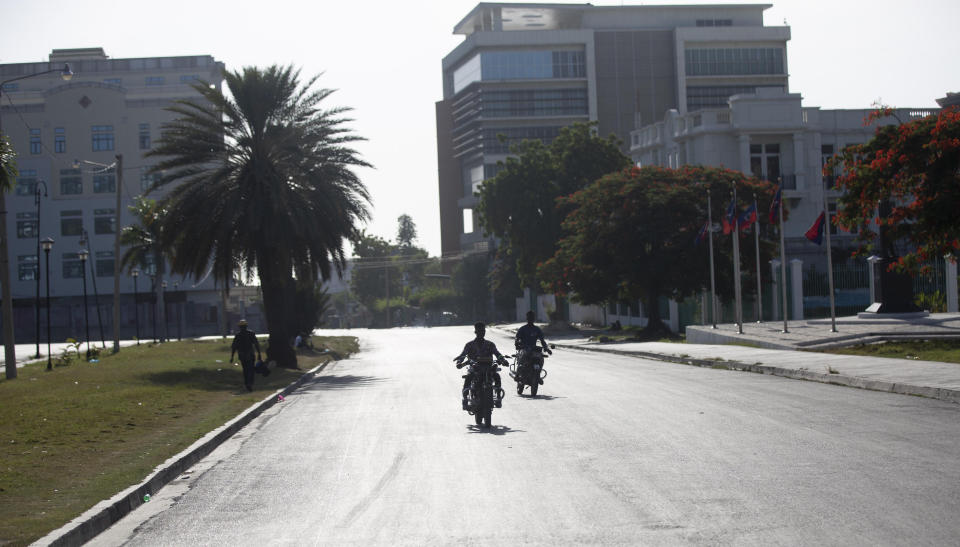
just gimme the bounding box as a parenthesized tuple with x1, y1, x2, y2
(482, 409, 491, 428)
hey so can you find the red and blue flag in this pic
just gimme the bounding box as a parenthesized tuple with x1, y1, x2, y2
(739, 203, 758, 232)
(805, 212, 826, 245)
(769, 186, 782, 224)
(722, 197, 737, 235)
(694, 221, 709, 245)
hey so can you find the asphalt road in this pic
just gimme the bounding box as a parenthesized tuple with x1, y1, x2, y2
(91, 326, 960, 546)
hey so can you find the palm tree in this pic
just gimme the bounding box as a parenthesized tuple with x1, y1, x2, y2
(147, 65, 371, 367)
(1, 136, 19, 379)
(119, 196, 168, 341)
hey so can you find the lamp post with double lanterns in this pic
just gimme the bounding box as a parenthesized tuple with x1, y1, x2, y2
(34, 180, 48, 358)
(41, 237, 53, 370)
(1, 63, 73, 379)
(78, 249, 91, 360)
(131, 269, 140, 345)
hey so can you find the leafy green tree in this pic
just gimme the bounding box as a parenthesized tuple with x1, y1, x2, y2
(148, 65, 371, 367)
(350, 232, 400, 314)
(477, 122, 631, 287)
(829, 106, 960, 273)
(539, 166, 776, 334)
(396, 213, 417, 249)
(119, 196, 170, 339)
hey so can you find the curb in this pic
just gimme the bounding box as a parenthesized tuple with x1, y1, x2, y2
(33, 361, 332, 547)
(554, 342, 960, 405)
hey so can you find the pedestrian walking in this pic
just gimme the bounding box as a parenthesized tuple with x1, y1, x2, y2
(230, 319, 262, 392)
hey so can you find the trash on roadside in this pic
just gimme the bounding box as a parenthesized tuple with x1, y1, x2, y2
(278, 395, 285, 402)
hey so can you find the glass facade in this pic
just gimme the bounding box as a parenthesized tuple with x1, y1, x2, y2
(453, 49, 585, 94)
(94, 208, 116, 234)
(483, 88, 587, 118)
(686, 85, 783, 111)
(93, 170, 116, 193)
(685, 48, 784, 76)
(18, 255, 38, 281)
(62, 253, 84, 279)
(15, 169, 38, 196)
(482, 126, 561, 154)
(96, 251, 114, 277)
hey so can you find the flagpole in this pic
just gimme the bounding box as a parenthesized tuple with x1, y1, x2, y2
(823, 194, 837, 332)
(732, 188, 743, 335)
(707, 192, 717, 329)
(754, 194, 762, 323)
(778, 181, 789, 333)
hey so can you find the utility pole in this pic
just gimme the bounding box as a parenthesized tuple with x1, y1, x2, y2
(112, 154, 123, 352)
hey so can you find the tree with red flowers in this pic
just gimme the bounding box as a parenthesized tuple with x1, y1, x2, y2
(830, 106, 960, 272)
(538, 166, 776, 334)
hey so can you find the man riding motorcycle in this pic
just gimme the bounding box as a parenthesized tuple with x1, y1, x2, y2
(515, 311, 552, 384)
(454, 322, 507, 410)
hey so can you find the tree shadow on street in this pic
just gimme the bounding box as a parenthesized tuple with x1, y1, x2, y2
(299, 374, 383, 392)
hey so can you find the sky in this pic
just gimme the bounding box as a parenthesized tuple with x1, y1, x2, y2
(1, 0, 957, 258)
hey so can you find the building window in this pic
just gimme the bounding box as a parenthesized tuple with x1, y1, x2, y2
(94, 208, 116, 234)
(145, 76, 165, 86)
(16, 212, 37, 238)
(686, 85, 784, 111)
(463, 208, 474, 235)
(93, 169, 116, 193)
(696, 19, 733, 27)
(685, 48, 785, 76)
(54, 127, 66, 153)
(180, 74, 199, 83)
(96, 251, 115, 277)
(140, 168, 160, 191)
(103, 78, 122, 86)
(62, 253, 84, 279)
(60, 210, 83, 237)
(30, 128, 42, 155)
(821, 144, 836, 189)
(15, 169, 38, 196)
(91, 125, 114, 151)
(482, 88, 588, 118)
(750, 143, 780, 183)
(1, 83, 18, 92)
(139, 123, 151, 149)
(18, 255, 38, 281)
(482, 126, 562, 154)
(60, 168, 83, 195)
(453, 49, 586, 94)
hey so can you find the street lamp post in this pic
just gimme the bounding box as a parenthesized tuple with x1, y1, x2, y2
(161, 280, 167, 343)
(34, 180, 48, 358)
(173, 281, 181, 341)
(41, 237, 53, 370)
(79, 229, 106, 348)
(1, 63, 73, 380)
(150, 274, 156, 343)
(132, 269, 140, 345)
(78, 248, 91, 360)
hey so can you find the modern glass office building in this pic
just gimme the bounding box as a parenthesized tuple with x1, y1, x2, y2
(436, 3, 790, 257)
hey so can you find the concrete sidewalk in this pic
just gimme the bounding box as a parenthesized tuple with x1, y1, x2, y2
(494, 314, 960, 405)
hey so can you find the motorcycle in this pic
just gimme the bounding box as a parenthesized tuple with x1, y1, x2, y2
(456, 357, 506, 428)
(510, 346, 549, 397)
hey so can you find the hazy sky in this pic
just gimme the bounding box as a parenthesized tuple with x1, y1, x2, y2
(1, 0, 957, 257)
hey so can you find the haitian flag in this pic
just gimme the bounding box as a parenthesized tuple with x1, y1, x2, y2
(769, 186, 782, 224)
(738, 203, 758, 232)
(722, 197, 737, 235)
(694, 220, 709, 245)
(805, 211, 826, 245)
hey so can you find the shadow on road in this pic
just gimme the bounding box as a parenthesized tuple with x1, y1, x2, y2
(465, 424, 524, 435)
(300, 374, 383, 391)
(513, 394, 564, 402)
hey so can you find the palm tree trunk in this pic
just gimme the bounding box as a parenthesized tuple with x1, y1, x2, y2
(258, 250, 298, 369)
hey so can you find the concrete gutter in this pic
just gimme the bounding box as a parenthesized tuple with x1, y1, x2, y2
(32, 361, 331, 547)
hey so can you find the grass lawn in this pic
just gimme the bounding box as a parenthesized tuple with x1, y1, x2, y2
(0, 336, 357, 546)
(825, 339, 960, 364)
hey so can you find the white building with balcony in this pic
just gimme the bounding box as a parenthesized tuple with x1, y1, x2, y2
(629, 87, 937, 264)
